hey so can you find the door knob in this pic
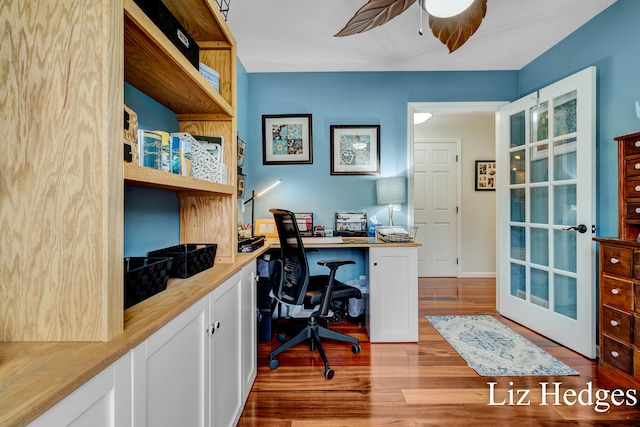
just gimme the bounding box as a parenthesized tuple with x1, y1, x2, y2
(563, 224, 587, 233)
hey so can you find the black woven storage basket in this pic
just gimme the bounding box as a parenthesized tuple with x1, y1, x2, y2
(124, 257, 173, 309)
(148, 243, 217, 278)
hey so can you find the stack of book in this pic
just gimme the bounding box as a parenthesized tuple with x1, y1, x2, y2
(199, 62, 220, 93)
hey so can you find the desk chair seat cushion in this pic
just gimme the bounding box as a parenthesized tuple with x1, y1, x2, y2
(305, 275, 361, 307)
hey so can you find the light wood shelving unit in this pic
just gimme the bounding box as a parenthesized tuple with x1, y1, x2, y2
(1, 0, 237, 342)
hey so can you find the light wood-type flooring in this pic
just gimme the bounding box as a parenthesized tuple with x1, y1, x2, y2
(238, 278, 640, 426)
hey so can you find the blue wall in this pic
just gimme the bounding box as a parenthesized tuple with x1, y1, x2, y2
(125, 0, 636, 259)
(518, 0, 640, 238)
(242, 71, 518, 228)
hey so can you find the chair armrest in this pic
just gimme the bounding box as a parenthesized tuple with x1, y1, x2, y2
(317, 259, 355, 269)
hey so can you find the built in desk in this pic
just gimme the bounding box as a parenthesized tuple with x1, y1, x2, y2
(267, 236, 421, 343)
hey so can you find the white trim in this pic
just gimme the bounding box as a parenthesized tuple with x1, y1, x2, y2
(407, 102, 508, 278)
(459, 272, 497, 279)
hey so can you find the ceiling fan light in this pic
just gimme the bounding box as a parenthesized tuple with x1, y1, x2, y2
(422, 0, 475, 18)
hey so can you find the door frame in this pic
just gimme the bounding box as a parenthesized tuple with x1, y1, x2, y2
(407, 102, 508, 277)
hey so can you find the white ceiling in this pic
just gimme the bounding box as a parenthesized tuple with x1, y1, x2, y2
(225, 0, 616, 73)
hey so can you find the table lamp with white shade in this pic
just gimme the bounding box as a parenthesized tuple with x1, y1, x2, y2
(376, 177, 407, 226)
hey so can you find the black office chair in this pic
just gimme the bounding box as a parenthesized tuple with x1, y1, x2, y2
(268, 208, 362, 379)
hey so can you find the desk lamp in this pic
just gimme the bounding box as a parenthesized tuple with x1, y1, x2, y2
(376, 177, 407, 226)
(242, 179, 281, 237)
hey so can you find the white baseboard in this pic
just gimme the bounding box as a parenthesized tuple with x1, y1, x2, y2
(458, 272, 496, 278)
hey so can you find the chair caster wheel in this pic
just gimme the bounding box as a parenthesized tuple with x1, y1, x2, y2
(324, 367, 334, 379)
(352, 344, 361, 354)
(269, 359, 279, 370)
(277, 333, 287, 342)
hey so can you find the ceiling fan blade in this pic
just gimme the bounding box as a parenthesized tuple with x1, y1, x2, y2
(334, 0, 416, 37)
(428, 0, 487, 53)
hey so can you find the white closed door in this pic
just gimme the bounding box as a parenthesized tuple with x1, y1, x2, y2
(497, 66, 596, 358)
(414, 141, 460, 276)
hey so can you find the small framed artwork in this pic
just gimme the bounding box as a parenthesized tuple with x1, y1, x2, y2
(330, 125, 380, 175)
(262, 114, 313, 165)
(475, 160, 496, 191)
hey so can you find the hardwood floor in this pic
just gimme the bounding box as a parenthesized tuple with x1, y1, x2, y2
(238, 278, 640, 426)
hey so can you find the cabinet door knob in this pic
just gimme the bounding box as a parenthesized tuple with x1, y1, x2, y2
(635, 163, 640, 170)
(609, 257, 619, 264)
(611, 351, 619, 358)
(610, 320, 619, 327)
(635, 186, 640, 192)
(635, 141, 640, 147)
(611, 288, 620, 295)
(635, 207, 640, 214)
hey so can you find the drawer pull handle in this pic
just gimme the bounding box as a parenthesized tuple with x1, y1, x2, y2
(611, 288, 620, 295)
(635, 141, 640, 147)
(636, 186, 640, 192)
(610, 320, 619, 327)
(635, 163, 640, 170)
(610, 257, 620, 264)
(636, 208, 640, 214)
(611, 351, 620, 358)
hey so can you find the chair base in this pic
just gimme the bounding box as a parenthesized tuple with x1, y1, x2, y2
(269, 317, 361, 379)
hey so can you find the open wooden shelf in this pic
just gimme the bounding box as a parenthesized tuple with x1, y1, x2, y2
(123, 0, 233, 116)
(124, 162, 234, 196)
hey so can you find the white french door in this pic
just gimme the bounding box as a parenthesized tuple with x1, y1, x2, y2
(497, 66, 597, 358)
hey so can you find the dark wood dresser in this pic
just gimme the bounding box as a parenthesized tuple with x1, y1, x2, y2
(594, 131, 640, 389)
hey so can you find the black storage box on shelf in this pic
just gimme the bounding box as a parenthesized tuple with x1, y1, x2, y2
(124, 257, 173, 309)
(148, 243, 217, 278)
(133, 0, 200, 69)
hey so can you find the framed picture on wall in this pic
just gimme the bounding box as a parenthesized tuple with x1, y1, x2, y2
(475, 160, 496, 191)
(262, 114, 313, 165)
(330, 125, 380, 175)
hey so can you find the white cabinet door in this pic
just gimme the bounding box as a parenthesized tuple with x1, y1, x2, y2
(241, 262, 258, 401)
(133, 299, 208, 427)
(208, 271, 243, 427)
(29, 352, 132, 427)
(368, 247, 418, 342)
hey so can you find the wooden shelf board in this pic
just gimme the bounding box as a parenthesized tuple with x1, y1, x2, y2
(123, 0, 233, 116)
(124, 162, 234, 195)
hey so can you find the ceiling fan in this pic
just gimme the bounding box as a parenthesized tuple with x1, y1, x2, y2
(335, 0, 488, 53)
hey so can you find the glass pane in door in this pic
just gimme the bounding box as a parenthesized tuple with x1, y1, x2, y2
(553, 91, 577, 137)
(554, 138, 577, 180)
(554, 274, 577, 319)
(510, 263, 526, 300)
(530, 144, 549, 183)
(531, 102, 549, 142)
(530, 187, 548, 223)
(554, 184, 577, 226)
(510, 150, 525, 184)
(554, 229, 576, 273)
(510, 188, 525, 222)
(510, 111, 526, 148)
(511, 226, 525, 261)
(530, 228, 548, 266)
(531, 268, 549, 309)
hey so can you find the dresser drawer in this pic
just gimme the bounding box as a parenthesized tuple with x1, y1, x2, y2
(626, 202, 640, 221)
(602, 336, 634, 375)
(625, 138, 640, 156)
(602, 276, 634, 311)
(635, 316, 640, 345)
(624, 178, 640, 199)
(603, 305, 633, 343)
(625, 158, 640, 177)
(602, 246, 633, 277)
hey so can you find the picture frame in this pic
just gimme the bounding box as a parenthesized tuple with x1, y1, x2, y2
(262, 114, 313, 165)
(475, 160, 496, 191)
(330, 125, 380, 175)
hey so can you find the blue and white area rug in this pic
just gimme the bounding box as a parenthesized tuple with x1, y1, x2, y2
(425, 315, 579, 376)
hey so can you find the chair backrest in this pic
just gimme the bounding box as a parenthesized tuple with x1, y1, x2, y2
(270, 208, 310, 306)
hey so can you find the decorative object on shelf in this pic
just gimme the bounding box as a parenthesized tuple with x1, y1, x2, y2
(335, 0, 486, 53)
(124, 257, 173, 309)
(215, 0, 230, 20)
(475, 160, 496, 191)
(170, 132, 226, 183)
(124, 104, 139, 164)
(198, 62, 220, 92)
(237, 136, 246, 168)
(242, 180, 282, 237)
(376, 225, 417, 242)
(133, 0, 200, 68)
(152, 130, 171, 172)
(376, 177, 407, 225)
(335, 211, 368, 237)
(262, 114, 313, 165)
(237, 173, 245, 197)
(137, 130, 163, 169)
(330, 124, 380, 175)
(148, 243, 217, 278)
